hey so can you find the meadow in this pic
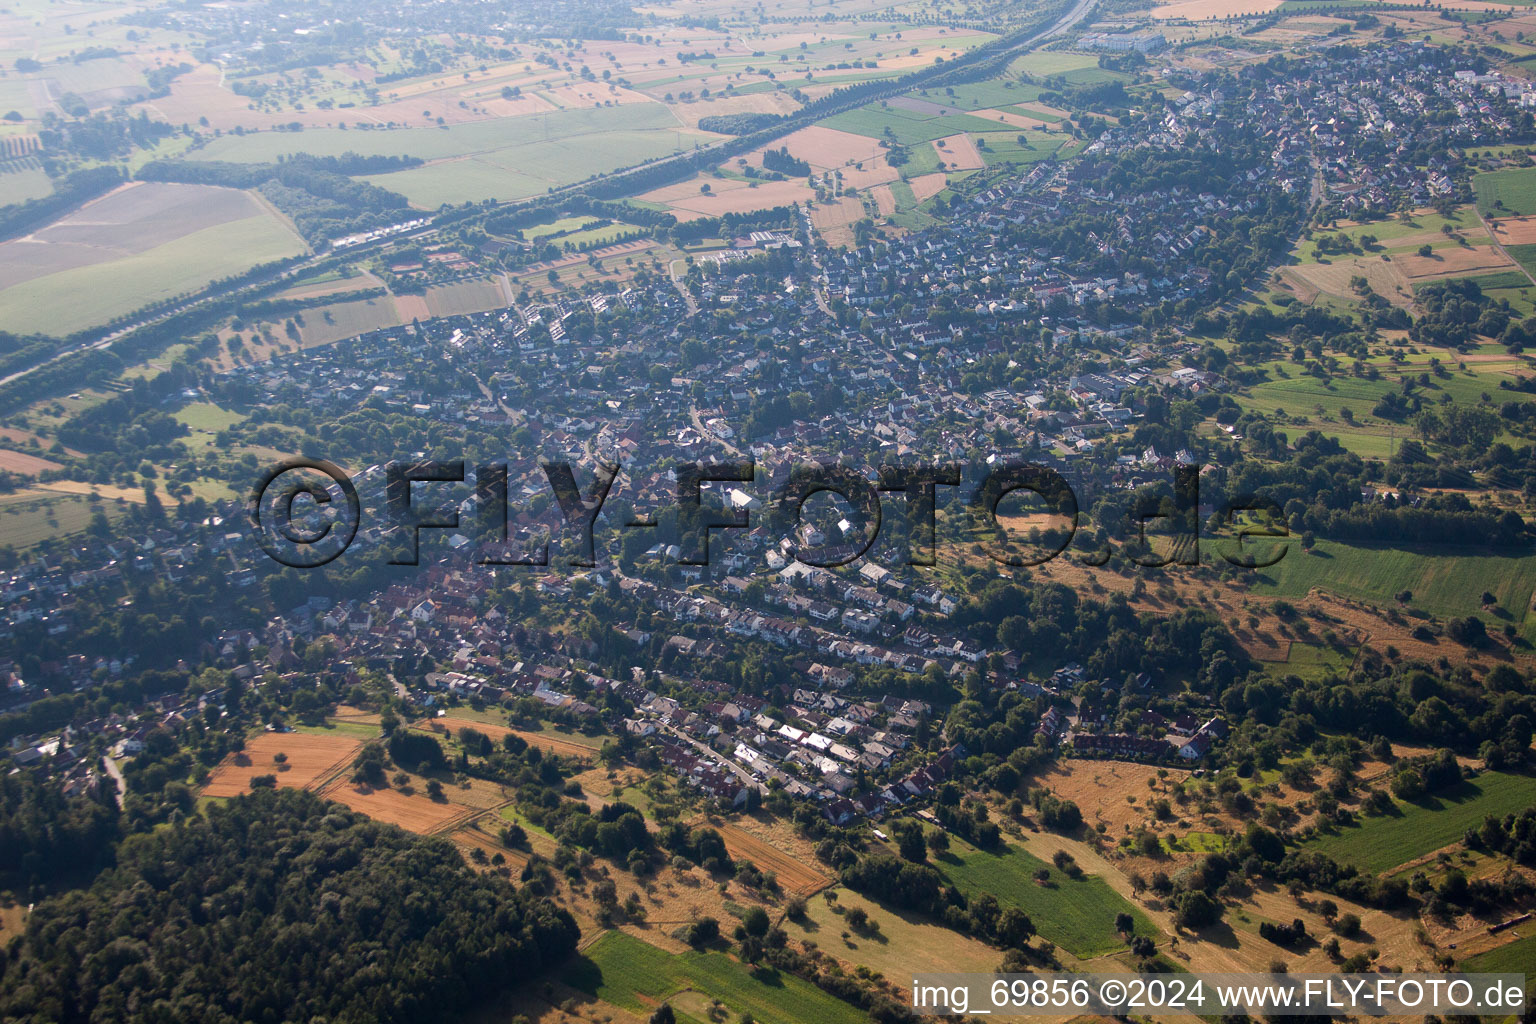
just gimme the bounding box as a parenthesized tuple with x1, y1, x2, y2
(565, 930, 869, 1024)
(1462, 932, 1536, 974)
(2, 167, 52, 203)
(1234, 357, 1535, 458)
(1298, 208, 1485, 263)
(1504, 242, 1536, 279)
(173, 401, 247, 442)
(1244, 538, 1536, 629)
(1302, 771, 1536, 874)
(974, 130, 1065, 167)
(0, 489, 125, 550)
(1475, 166, 1536, 216)
(1009, 51, 1103, 76)
(938, 838, 1160, 958)
(183, 106, 701, 207)
(1258, 640, 1356, 681)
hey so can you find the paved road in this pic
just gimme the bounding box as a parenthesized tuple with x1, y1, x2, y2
(669, 258, 699, 316)
(658, 720, 765, 793)
(690, 403, 744, 456)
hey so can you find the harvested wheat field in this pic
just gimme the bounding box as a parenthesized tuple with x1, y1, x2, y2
(666, 180, 816, 218)
(318, 779, 473, 834)
(392, 293, 433, 322)
(747, 125, 883, 172)
(679, 92, 800, 129)
(1284, 259, 1412, 306)
(1181, 883, 1426, 974)
(1396, 246, 1515, 280)
(421, 716, 600, 760)
(1028, 760, 1191, 836)
(711, 818, 833, 894)
(0, 450, 62, 475)
(810, 196, 865, 245)
(871, 184, 897, 217)
(202, 732, 363, 798)
(931, 133, 984, 171)
(1488, 215, 1536, 246)
(974, 106, 1053, 130)
(449, 821, 531, 868)
(838, 157, 899, 191)
(909, 172, 949, 202)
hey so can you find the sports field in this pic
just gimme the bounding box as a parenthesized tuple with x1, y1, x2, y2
(938, 838, 1160, 957)
(565, 930, 868, 1024)
(1302, 771, 1536, 874)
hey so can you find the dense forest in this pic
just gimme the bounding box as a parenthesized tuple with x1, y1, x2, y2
(0, 789, 579, 1024)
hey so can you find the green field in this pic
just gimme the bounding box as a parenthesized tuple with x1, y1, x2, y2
(565, 930, 868, 1024)
(1298, 208, 1483, 264)
(423, 278, 506, 318)
(1259, 641, 1356, 682)
(1504, 242, 1536, 281)
(1165, 832, 1229, 854)
(363, 129, 695, 207)
(496, 803, 555, 842)
(294, 296, 401, 347)
(914, 79, 1042, 110)
(0, 214, 307, 336)
(1462, 932, 1536, 975)
(820, 103, 1011, 145)
(1235, 359, 1535, 459)
(1059, 66, 1126, 87)
(974, 130, 1063, 167)
(184, 106, 700, 207)
(1445, 269, 1533, 292)
(1245, 538, 1536, 632)
(1302, 772, 1536, 874)
(0, 489, 128, 550)
(1010, 51, 1102, 77)
(173, 401, 247, 435)
(295, 719, 380, 740)
(1002, 102, 1065, 122)
(938, 839, 1160, 958)
(1475, 167, 1536, 217)
(1, 167, 53, 203)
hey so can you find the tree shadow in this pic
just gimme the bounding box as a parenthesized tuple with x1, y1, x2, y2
(1189, 920, 1240, 949)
